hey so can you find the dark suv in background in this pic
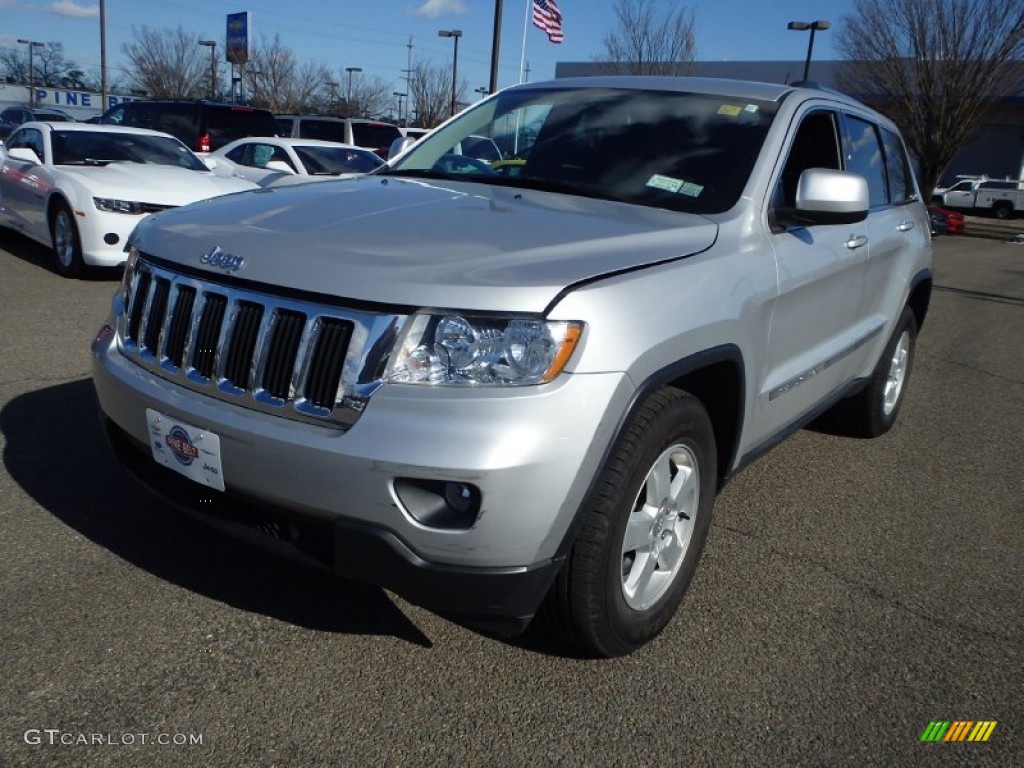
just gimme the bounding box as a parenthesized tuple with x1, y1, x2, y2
(100, 101, 279, 153)
(0, 106, 75, 141)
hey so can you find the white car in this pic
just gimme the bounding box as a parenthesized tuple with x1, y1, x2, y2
(0, 122, 257, 276)
(211, 137, 384, 188)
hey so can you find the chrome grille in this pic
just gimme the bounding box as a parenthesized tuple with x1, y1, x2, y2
(118, 258, 406, 429)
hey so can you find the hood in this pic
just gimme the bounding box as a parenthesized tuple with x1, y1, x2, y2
(63, 164, 255, 204)
(132, 175, 718, 313)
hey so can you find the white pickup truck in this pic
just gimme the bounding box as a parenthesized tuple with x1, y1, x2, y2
(932, 176, 1024, 218)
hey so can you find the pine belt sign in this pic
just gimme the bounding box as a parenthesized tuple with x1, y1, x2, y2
(0, 84, 136, 119)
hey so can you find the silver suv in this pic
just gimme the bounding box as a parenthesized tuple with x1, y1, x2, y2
(92, 77, 932, 657)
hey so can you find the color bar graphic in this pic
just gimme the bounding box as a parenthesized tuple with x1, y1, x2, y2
(921, 720, 997, 742)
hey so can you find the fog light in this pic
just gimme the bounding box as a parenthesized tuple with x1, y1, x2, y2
(393, 478, 482, 530)
(104, 233, 120, 245)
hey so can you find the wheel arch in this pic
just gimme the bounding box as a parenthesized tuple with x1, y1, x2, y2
(552, 345, 746, 560)
(907, 267, 933, 332)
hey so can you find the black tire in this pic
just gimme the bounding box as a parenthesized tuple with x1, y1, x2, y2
(50, 199, 85, 278)
(544, 388, 717, 657)
(829, 307, 917, 438)
(993, 203, 1013, 220)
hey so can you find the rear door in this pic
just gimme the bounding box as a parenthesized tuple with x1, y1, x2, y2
(844, 114, 928, 372)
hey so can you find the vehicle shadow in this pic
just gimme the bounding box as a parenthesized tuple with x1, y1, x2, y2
(0, 226, 122, 280)
(1, 378, 434, 648)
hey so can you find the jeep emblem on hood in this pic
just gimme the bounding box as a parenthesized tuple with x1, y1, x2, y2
(199, 246, 245, 273)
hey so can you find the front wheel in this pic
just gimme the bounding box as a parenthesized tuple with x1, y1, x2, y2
(50, 200, 85, 278)
(543, 388, 717, 657)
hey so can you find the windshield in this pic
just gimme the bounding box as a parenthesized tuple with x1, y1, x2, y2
(351, 122, 402, 148)
(385, 86, 778, 214)
(294, 145, 384, 175)
(52, 130, 207, 170)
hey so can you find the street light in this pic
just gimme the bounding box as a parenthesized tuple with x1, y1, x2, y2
(474, 86, 488, 100)
(438, 29, 462, 118)
(199, 39, 218, 99)
(17, 39, 44, 108)
(345, 66, 362, 113)
(392, 91, 406, 124)
(786, 21, 830, 82)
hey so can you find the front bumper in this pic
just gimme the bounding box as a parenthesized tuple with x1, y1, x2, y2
(92, 328, 631, 624)
(77, 208, 144, 267)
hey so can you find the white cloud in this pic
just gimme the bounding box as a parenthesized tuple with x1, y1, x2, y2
(413, 0, 467, 18)
(48, 0, 99, 18)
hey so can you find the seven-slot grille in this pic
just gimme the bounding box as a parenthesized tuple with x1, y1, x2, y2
(118, 259, 394, 429)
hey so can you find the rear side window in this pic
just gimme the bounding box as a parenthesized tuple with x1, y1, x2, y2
(879, 127, 914, 204)
(844, 115, 887, 209)
(299, 119, 347, 143)
(204, 107, 279, 150)
(351, 122, 402, 148)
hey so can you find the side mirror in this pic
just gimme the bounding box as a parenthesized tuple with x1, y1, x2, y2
(8, 147, 41, 165)
(388, 136, 417, 161)
(265, 160, 295, 174)
(792, 168, 869, 225)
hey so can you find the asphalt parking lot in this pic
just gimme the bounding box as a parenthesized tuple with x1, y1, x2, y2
(0, 229, 1021, 767)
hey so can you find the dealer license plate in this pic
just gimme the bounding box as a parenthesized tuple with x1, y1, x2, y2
(146, 408, 225, 492)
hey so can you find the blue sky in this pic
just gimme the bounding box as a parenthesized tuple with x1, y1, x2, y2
(1, 0, 855, 94)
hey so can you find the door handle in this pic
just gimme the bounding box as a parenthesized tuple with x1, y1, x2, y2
(897, 221, 915, 232)
(845, 234, 868, 249)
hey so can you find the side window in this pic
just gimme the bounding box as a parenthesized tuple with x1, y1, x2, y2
(844, 115, 887, 209)
(880, 127, 914, 204)
(8, 128, 44, 161)
(225, 145, 248, 163)
(776, 110, 842, 208)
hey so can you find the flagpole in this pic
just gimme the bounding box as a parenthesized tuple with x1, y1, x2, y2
(519, 0, 531, 83)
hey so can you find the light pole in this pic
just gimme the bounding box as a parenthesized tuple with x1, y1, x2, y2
(474, 86, 488, 100)
(345, 67, 362, 114)
(17, 39, 44, 108)
(786, 20, 830, 82)
(392, 91, 407, 124)
(199, 40, 218, 99)
(438, 29, 462, 118)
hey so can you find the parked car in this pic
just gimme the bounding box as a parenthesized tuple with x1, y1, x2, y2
(91, 77, 932, 656)
(0, 105, 75, 140)
(99, 101, 280, 154)
(927, 205, 965, 234)
(0, 122, 256, 276)
(211, 137, 384, 187)
(275, 114, 403, 157)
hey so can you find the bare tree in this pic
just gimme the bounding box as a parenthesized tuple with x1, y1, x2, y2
(333, 72, 394, 119)
(244, 35, 328, 113)
(0, 43, 88, 89)
(837, 0, 1024, 195)
(409, 59, 466, 127)
(122, 26, 209, 99)
(597, 0, 696, 76)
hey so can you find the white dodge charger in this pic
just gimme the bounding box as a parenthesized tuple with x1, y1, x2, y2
(0, 122, 256, 277)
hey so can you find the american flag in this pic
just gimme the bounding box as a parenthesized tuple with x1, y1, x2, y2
(533, 0, 564, 44)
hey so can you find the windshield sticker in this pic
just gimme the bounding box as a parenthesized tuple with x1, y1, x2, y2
(717, 104, 743, 117)
(744, 104, 760, 114)
(646, 174, 684, 193)
(680, 182, 704, 197)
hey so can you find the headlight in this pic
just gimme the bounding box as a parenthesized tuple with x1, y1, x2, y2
(387, 313, 583, 386)
(93, 197, 145, 214)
